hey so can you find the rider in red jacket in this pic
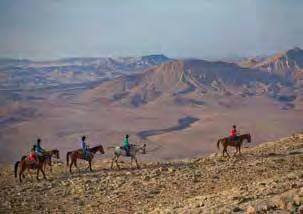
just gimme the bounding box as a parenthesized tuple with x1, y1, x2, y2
(28, 145, 38, 163)
(231, 125, 237, 138)
(230, 125, 239, 143)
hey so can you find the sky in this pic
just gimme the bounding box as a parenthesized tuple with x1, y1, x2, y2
(0, 0, 302, 60)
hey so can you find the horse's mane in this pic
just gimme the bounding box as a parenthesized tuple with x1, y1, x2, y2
(89, 145, 103, 151)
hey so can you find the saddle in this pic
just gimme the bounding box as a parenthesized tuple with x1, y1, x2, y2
(229, 136, 240, 145)
(79, 150, 92, 160)
(120, 144, 133, 156)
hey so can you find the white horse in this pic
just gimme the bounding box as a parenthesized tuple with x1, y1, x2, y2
(108, 144, 146, 169)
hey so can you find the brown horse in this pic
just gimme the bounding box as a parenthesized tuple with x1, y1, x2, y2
(42, 149, 60, 172)
(14, 155, 47, 182)
(217, 133, 251, 157)
(66, 145, 104, 173)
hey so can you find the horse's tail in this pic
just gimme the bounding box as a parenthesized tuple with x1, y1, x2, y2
(217, 139, 221, 150)
(14, 161, 20, 178)
(66, 152, 71, 166)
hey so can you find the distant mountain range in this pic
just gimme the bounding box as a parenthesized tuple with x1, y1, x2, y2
(1, 49, 303, 109)
(0, 54, 170, 71)
(81, 48, 303, 109)
(1, 49, 303, 164)
(239, 47, 303, 84)
(0, 54, 171, 91)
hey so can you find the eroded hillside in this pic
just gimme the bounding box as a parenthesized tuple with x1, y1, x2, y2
(0, 133, 303, 213)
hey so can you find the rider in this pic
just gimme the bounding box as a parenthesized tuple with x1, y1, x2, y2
(35, 138, 45, 157)
(230, 125, 238, 143)
(28, 145, 38, 164)
(123, 134, 130, 156)
(81, 136, 90, 159)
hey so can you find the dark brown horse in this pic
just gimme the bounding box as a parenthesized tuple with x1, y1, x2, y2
(14, 150, 59, 182)
(66, 145, 104, 173)
(43, 149, 60, 172)
(217, 133, 251, 157)
(14, 156, 46, 182)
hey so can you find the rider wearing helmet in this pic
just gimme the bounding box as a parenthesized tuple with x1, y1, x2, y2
(124, 134, 130, 156)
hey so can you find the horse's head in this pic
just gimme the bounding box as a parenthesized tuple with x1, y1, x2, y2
(53, 149, 60, 159)
(247, 133, 252, 143)
(97, 145, 105, 154)
(142, 144, 146, 154)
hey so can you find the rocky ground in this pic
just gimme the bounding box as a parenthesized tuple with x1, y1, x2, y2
(1, 133, 303, 214)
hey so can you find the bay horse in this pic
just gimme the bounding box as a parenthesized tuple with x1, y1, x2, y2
(15, 149, 60, 181)
(217, 133, 251, 157)
(14, 155, 48, 182)
(66, 145, 104, 173)
(109, 144, 146, 169)
(42, 149, 60, 172)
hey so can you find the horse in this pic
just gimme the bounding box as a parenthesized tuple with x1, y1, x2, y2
(109, 144, 146, 169)
(42, 149, 60, 172)
(66, 145, 104, 173)
(217, 133, 251, 157)
(14, 155, 49, 183)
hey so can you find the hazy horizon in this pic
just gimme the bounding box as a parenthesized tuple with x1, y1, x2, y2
(1, 0, 303, 60)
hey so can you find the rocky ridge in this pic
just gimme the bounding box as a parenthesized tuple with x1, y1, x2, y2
(0, 133, 303, 213)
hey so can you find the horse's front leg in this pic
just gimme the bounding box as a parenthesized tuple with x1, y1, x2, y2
(36, 168, 40, 180)
(75, 160, 80, 173)
(89, 160, 93, 172)
(111, 155, 115, 169)
(134, 156, 140, 169)
(49, 159, 53, 173)
(116, 156, 120, 169)
(233, 147, 238, 156)
(69, 160, 73, 174)
(41, 167, 47, 180)
(238, 145, 242, 156)
(43, 161, 47, 172)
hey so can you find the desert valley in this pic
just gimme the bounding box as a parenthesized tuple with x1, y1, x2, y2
(1, 48, 303, 163)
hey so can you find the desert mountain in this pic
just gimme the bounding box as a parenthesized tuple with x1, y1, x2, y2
(0, 54, 170, 92)
(81, 59, 288, 107)
(1, 49, 303, 164)
(240, 47, 303, 84)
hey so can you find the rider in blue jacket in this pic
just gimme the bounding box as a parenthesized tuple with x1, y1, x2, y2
(35, 138, 45, 157)
(81, 136, 90, 159)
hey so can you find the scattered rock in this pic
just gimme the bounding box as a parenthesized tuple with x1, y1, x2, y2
(1, 134, 303, 213)
(272, 196, 287, 209)
(233, 206, 242, 212)
(168, 168, 175, 173)
(246, 206, 256, 214)
(293, 194, 302, 206)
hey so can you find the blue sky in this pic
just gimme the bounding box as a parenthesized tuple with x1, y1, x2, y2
(0, 0, 302, 60)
